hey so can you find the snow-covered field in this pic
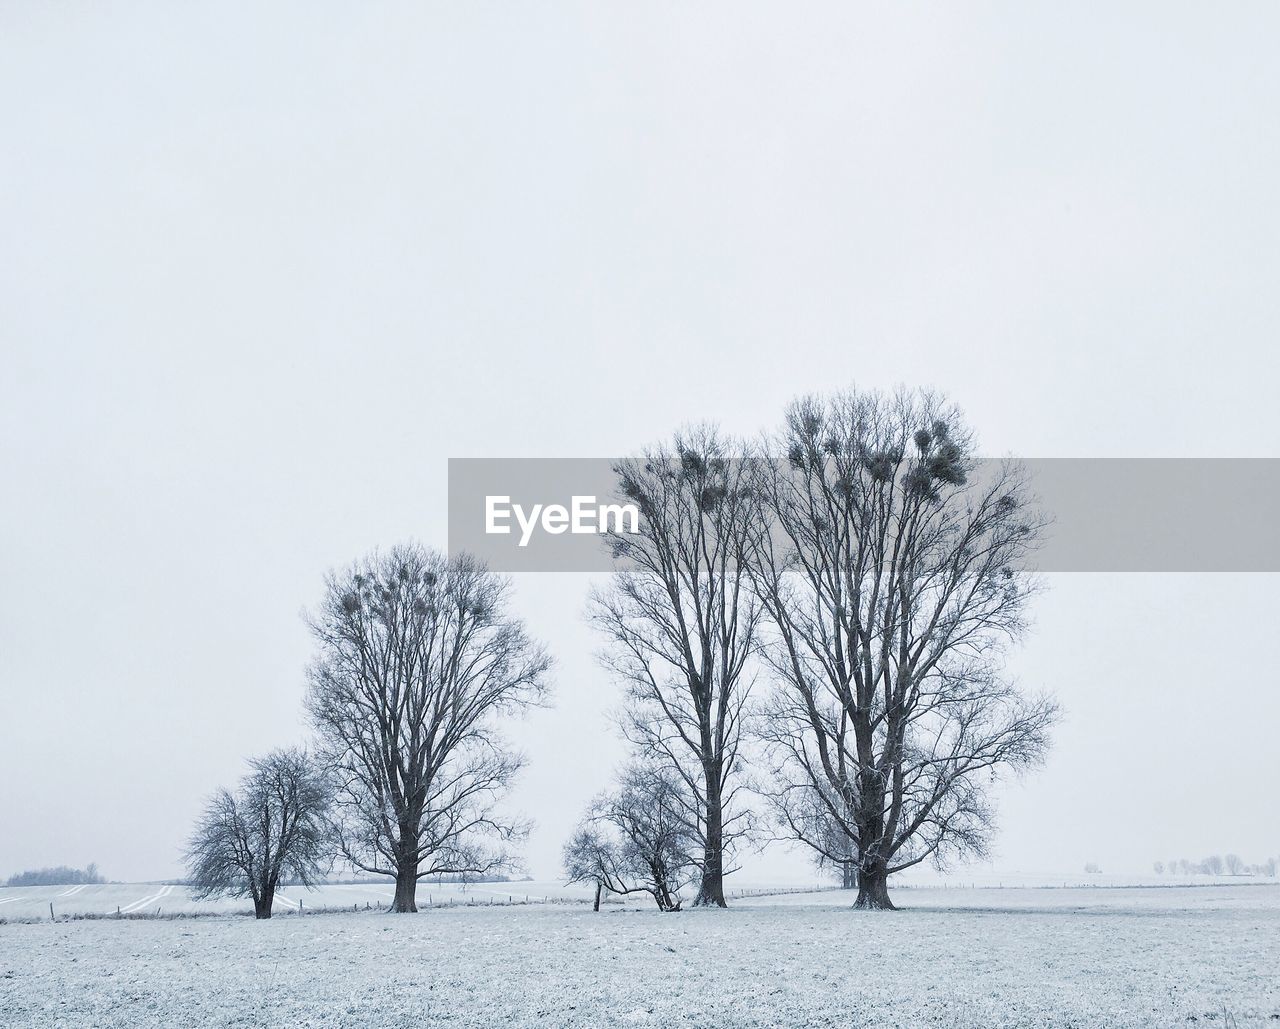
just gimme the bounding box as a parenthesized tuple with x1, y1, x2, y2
(2, 884, 1277, 1027)
(5, 873, 1263, 922)
(0, 880, 594, 920)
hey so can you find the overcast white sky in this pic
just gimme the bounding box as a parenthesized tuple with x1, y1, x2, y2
(2, 3, 1278, 884)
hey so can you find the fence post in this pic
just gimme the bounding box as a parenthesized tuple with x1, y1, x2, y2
(49, 903, 54, 921)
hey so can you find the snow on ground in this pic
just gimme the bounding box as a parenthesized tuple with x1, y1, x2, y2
(4, 874, 1263, 921)
(892, 868, 1275, 890)
(1, 884, 1277, 1027)
(0, 880, 593, 921)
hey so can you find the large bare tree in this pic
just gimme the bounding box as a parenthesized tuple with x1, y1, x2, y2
(590, 427, 762, 908)
(186, 747, 332, 919)
(306, 544, 550, 912)
(750, 389, 1058, 909)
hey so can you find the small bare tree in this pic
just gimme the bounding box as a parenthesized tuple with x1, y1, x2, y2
(1225, 853, 1244, 875)
(750, 388, 1058, 909)
(590, 427, 763, 908)
(563, 761, 698, 912)
(186, 748, 332, 919)
(562, 826, 614, 911)
(307, 544, 550, 912)
(783, 787, 859, 889)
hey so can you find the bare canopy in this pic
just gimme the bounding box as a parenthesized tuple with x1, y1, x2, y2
(563, 759, 698, 913)
(306, 544, 550, 912)
(590, 428, 763, 908)
(185, 747, 332, 919)
(749, 389, 1058, 909)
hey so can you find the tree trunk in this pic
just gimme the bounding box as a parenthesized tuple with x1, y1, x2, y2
(392, 865, 419, 912)
(651, 865, 680, 912)
(841, 859, 858, 890)
(853, 863, 895, 910)
(593, 883, 602, 912)
(693, 772, 727, 908)
(853, 787, 892, 909)
(253, 890, 274, 919)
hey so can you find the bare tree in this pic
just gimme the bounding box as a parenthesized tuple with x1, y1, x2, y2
(590, 427, 763, 908)
(787, 788, 860, 889)
(562, 826, 613, 911)
(749, 388, 1058, 909)
(306, 544, 550, 912)
(186, 748, 332, 919)
(563, 761, 698, 912)
(1203, 854, 1225, 875)
(1225, 853, 1244, 875)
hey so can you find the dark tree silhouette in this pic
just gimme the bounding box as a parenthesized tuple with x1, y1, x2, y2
(749, 388, 1058, 909)
(307, 544, 550, 912)
(186, 748, 332, 919)
(590, 427, 762, 908)
(563, 760, 698, 912)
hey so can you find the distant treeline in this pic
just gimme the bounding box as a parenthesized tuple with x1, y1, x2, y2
(5, 863, 106, 887)
(1155, 856, 1278, 876)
